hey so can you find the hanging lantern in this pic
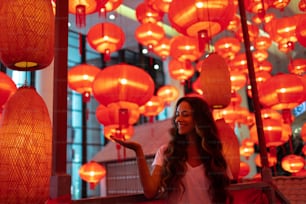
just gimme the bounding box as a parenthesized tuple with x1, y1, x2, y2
(258, 73, 306, 110)
(253, 36, 272, 51)
(299, 0, 306, 12)
(270, 0, 290, 10)
(79, 161, 106, 189)
(255, 60, 273, 73)
(168, 59, 195, 82)
(135, 22, 165, 51)
(227, 14, 241, 33)
(156, 85, 179, 106)
(198, 53, 231, 109)
(239, 162, 250, 178)
(146, 0, 172, 13)
(250, 118, 283, 147)
(296, 14, 306, 48)
(152, 37, 171, 60)
(244, 0, 269, 15)
(92, 63, 155, 107)
(228, 53, 255, 73)
(247, 71, 271, 97)
(139, 95, 165, 121)
(169, 35, 202, 63)
(87, 22, 125, 61)
(213, 104, 250, 126)
(214, 37, 241, 61)
(168, 0, 236, 51)
(252, 50, 268, 62)
(68, 0, 97, 28)
(96, 102, 140, 126)
(68, 63, 100, 102)
(215, 119, 240, 180)
(239, 138, 255, 158)
(135, 2, 164, 24)
(236, 23, 259, 42)
(0, 72, 17, 108)
(265, 15, 300, 53)
(230, 70, 247, 92)
(281, 154, 305, 173)
(96, 0, 122, 17)
(288, 58, 306, 75)
(252, 12, 275, 24)
(0, 0, 54, 71)
(0, 86, 52, 203)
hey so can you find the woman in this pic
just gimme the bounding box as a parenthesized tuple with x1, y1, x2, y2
(111, 96, 232, 204)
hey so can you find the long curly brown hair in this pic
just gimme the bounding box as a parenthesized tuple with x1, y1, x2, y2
(160, 96, 231, 203)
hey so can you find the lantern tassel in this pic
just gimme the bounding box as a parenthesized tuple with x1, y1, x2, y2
(198, 29, 209, 52)
(76, 4, 86, 28)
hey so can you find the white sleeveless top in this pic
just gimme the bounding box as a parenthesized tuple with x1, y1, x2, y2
(152, 145, 212, 204)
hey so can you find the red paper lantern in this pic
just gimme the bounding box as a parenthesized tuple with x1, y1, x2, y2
(247, 71, 271, 97)
(296, 14, 306, 48)
(169, 35, 202, 63)
(255, 60, 273, 73)
(214, 37, 241, 61)
(96, 102, 140, 126)
(168, 59, 195, 82)
(253, 36, 272, 51)
(252, 12, 275, 24)
(168, 0, 236, 42)
(156, 85, 179, 105)
(146, 0, 172, 13)
(152, 37, 171, 60)
(213, 105, 250, 126)
(198, 53, 231, 109)
(250, 118, 283, 147)
(288, 58, 306, 75)
(230, 70, 247, 91)
(236, 23, 259, 42)
(68, 0, 97, 27)
(239, 162, 250, 178)
(96, 0, 122, 16)
(258, 73, 306, 110)
(0, 72, 17, 108)
(87, 22, 125, 61)
(68, 64, 100, 102)
(270, 0, 290, 9)
(0, 0, 54, 71)
(139, 95, 165, 117)
(135, 22, 165, 51)
(299, 0, 306, 12)
(92, 63, 155, 107)
(244, 0, 269, 15)
(240, 138, 254, 158)
(281, 154, 305, 173)
(265, 15, 300, 52)
(79, 161, 106, 189)
(135, 2, 164, 24)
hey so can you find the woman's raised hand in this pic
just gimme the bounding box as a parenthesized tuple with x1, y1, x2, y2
(110, 135, 142, 152)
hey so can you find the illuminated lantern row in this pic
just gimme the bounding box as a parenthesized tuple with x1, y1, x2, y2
(93, 63, 155, 107)
(0, 0, 54, 71)
(168, 0, 236, 51)
(0, 72, 17, 108)
(68, 64, 100, 102)
(87, 22, 125, 61)
(79, 161, 106, 189)
(198, 53, 231, 109)
(0, 86, 52, 203)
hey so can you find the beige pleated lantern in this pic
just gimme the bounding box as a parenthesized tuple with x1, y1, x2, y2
(0, 86, 52, 203)
(0, 0, 54, 71)
(198, 53, 231, 109)
(215, 118, 240, 180)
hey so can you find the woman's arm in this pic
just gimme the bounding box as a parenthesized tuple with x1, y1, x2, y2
(110, 136, 162, 199)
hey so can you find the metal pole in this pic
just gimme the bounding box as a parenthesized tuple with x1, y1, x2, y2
(237, 0, 273, 184)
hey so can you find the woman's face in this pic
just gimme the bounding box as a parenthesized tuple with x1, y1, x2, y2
(175, 101, 195, 135)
